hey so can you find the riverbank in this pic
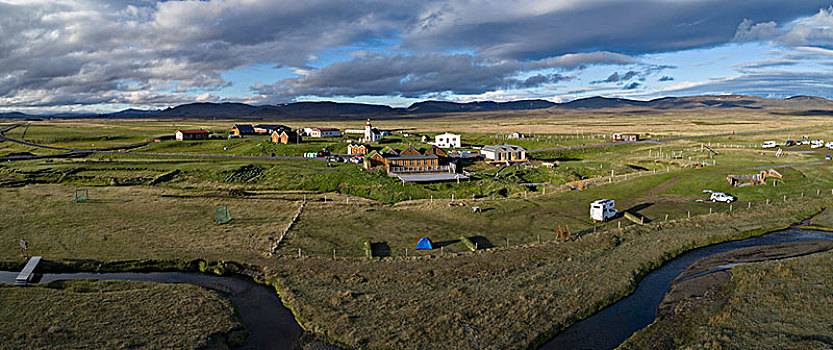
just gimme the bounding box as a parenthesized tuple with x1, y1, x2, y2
(0, 279, 246, 349)
(619, 241, 833, 350)
(1, 200, 828, 349)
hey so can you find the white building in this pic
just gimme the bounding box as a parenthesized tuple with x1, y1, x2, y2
(480, 144, 526, 162)
(433, 132, 461, 148)
(364, 119, 382, 143)
(508, 132, 526, 139)
(304, 127, 341, 138)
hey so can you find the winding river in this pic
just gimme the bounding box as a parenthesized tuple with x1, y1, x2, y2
(2, 228, 831, 350)
(0, 271, 303, 350)
(540, 228, 833, 350)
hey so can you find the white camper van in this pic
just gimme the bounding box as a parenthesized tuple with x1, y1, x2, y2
(590, 199, 618, 222)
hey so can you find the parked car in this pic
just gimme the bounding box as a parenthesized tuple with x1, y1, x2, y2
(811, 140, 825, 148)
(709, 192, 735, 203)
(826, 155, 832, 161)
(825, 141, 833, 150)
(317, 149, 331, 157)
(785, 140, 796, 147)
(762, 141, 777, 149)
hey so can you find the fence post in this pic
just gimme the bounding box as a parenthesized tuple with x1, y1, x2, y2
(298, 248, 302, 258)
(506, 237, 509, 248)
(618, 221, 621, 229)
(405, 249, 408, 257)
(665, 214, 668, 221)
(729, 204, 733, 212)
(767, 199, 770, 205)
(441, 246, 444, 256)
(748, 201, 751, 209)
(537, 234, 540, 244)
(687, 211, 691, 218)
(784, 195, 787, 202)
(709, 208, 712, 214)
(333, 249, 336, 259)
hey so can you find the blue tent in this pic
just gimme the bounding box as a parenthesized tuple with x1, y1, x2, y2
(415, 237, 433, 250)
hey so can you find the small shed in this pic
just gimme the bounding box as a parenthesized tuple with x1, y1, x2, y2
(416, 237, 433, 250)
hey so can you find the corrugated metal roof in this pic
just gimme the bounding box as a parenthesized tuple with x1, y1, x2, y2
(397, 174, 469, 183)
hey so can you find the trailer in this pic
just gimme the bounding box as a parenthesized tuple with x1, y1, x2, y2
(590, 199, 618, 222)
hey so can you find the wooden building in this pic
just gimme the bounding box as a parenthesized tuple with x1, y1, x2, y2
(347, 144, 369, 155)
(480, 144, 526, 163)
(271, 130, 301, 144)
(231, 124, 256, 136)
(255, 124, 290, 134)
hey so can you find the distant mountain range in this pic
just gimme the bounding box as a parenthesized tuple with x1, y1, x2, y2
(2, 95, 833, 120)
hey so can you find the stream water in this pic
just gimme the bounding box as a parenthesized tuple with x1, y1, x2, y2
(2, 228, 831, 350)
(539, 228, 833, 350)
(0, 271, 303, 350)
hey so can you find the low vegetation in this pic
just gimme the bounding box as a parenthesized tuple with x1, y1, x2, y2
(0, 279, 245, 349)
(619, 249, 833, 350)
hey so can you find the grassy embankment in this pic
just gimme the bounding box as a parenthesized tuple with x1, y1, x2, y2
(0, 279, 246, 349)
(618, 249, 833, 350)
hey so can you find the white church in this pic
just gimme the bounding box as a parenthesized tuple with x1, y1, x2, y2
(344, 118, 382, 143)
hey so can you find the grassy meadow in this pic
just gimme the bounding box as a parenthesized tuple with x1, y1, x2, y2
(618, 249, 833, 350)
(2, 114, 833, 349)
(0, 279, 245, 349)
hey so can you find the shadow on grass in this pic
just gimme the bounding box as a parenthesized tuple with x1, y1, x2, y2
(468, 236, 495, 249)
(370, 242, 391, 258)
(433, 239, 460, 248)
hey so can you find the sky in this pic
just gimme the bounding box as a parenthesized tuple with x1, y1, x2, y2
(1, 1, 833, 113)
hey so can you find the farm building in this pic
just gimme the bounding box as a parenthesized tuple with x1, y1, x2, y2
(424, 145, 449, 158)
(304, 127, 341, 138)
(433, 132, 461, 148)
(175, 130, 209, 141)
(255, 124, 290, 133)
(347, 144, 369, 155)
(231, 124, 256, 136)
(508, 132, 526, 139)
(271, 130, 301, 144)
(481, 144, 527, 163)
(612, 133, 639, 142)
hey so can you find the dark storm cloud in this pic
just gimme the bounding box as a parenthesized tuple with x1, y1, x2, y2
(658, 76, 675, 82)
(251, 53, 607, 100)
(0, 0, 831, 109)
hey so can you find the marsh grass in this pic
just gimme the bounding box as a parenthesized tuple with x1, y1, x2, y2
(0, 279, 244, 349)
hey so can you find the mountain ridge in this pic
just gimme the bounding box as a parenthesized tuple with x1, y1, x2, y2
(1, 95, 832, 120)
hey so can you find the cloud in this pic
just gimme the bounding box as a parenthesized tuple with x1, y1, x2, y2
(656, 70, 833, 98)
(658, 76, 675, 82)
(734, 6, 833, 46)
(592, 71, 639, 84)
(734, 59, 799, 69)
(623, 82, 641, 90)
(404, 1, 832, 59)
(0, 1, 832, 110)
(252, 51, 629, 101)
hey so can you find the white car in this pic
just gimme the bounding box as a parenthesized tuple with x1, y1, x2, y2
(825, 142, 833, 150)
(761, 141, 776, 148)
(811, 140, 824, 149)
(710, 192, 735, 203)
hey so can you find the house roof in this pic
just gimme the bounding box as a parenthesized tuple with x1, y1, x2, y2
(256, 124, 289, 130)
(386, 154, 438, 160)
(311, 127, 340, 131)
(482, 144, 525, 152)
(232, 124, 255, 132)
(436, 132, 459, 137)
(177, 130, 209, 134)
